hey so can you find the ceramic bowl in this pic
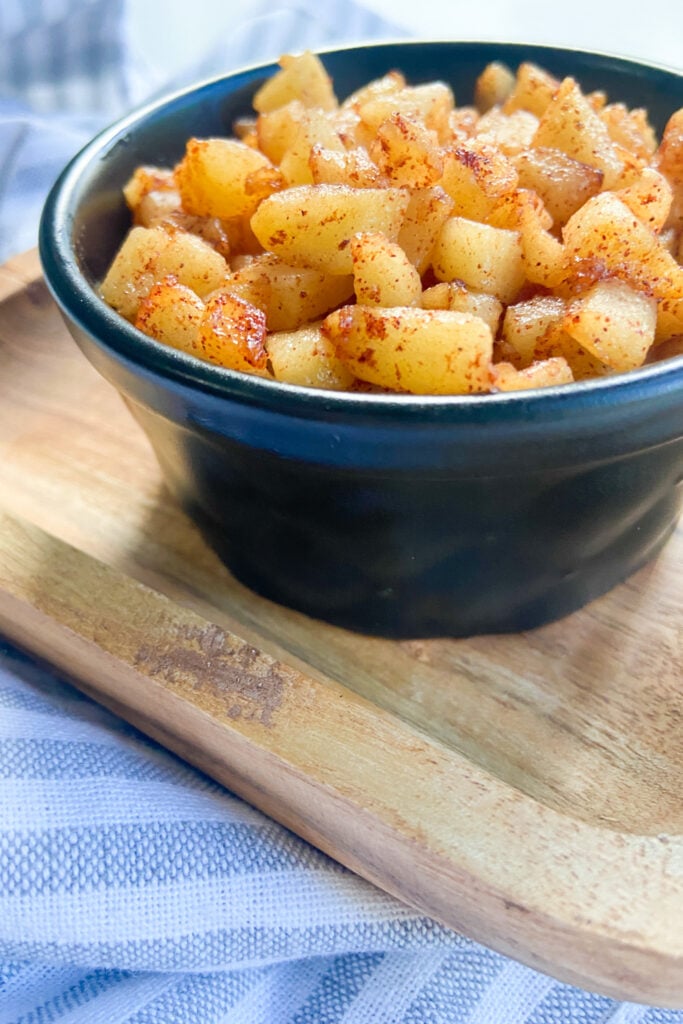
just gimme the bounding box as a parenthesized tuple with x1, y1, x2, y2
(39, 41, 683, 637)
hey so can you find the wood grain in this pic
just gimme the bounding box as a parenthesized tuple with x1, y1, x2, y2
(0, 249, 681, 1005)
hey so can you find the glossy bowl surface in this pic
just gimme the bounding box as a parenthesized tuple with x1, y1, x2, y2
(40, 41, 683, 637)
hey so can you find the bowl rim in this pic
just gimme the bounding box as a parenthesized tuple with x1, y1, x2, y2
(39, 38, 683, 421)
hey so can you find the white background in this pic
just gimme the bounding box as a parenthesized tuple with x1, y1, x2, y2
(360, 0, 683, 70)
(131, 0, 683, 76)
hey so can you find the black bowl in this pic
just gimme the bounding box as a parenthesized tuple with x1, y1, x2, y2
(39, 41, 683, 638)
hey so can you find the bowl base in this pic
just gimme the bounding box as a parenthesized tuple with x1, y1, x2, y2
(193, 494, 680, 639)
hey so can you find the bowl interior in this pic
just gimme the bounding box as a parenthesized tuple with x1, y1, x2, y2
(64, 41, 683, 290)
(40, 39, 683, 439)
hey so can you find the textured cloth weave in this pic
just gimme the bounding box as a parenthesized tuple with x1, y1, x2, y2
(1, 2, 683, 1021)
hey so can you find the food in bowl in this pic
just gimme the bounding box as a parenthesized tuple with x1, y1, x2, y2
(39, 42, 683, 637)
(100, 51, 683, 396)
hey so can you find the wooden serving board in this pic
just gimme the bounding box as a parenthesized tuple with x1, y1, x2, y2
(0, 250, 682, 1006)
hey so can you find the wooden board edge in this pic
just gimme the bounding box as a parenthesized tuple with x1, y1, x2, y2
(0, 507, 681, 1006)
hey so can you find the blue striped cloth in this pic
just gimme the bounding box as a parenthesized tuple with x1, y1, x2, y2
(1, 3, 683, 1022)
(3, 643, 679, 1024)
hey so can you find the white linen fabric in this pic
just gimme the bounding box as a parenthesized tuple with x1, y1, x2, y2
(1, 3, 682, 1022)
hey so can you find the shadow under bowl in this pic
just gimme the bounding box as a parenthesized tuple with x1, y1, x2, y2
(39, 40, 683, 638)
